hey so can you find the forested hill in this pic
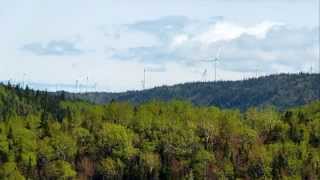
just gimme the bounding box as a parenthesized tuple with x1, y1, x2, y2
(70, 73, 320, 110)
(0, 83, 319, 179)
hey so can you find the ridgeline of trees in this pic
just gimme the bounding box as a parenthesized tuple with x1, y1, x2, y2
(71, 73, 320, 110)
(0, 82, 319, 179)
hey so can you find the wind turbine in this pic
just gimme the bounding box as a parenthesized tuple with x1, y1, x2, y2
(94, 82, 98, 92)
(77, 75, 89, 93)
(22, 73, 27, 88)
(85, 76, 89, 93)
(202, 69, 208, 82)
(201, 47, 222, 83)
(75, 80, 79, 93)
(141, 66, 164, 90)
(255, 66, 261, 78)
(142, 68, 146, 90)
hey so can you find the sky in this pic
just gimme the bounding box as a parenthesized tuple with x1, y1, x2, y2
(0, 0, 319, 92)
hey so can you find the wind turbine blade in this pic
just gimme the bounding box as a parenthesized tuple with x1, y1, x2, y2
(216, 47, 223, 59)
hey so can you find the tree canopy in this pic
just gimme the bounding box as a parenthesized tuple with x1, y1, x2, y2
(0, 83, 319, 179)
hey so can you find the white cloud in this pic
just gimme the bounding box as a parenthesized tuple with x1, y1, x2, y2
(111, 17, 318, 77)
(194, 21, 282, 45)
(170, 34, 189, 48)
(21, 40, 85, 56)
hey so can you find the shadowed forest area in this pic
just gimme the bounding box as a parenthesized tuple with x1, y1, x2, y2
(70, 73, 320, 111)
(0, 82, 319, 179)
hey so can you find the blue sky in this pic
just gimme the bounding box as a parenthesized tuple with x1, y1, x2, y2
(0, 0, 319, 92)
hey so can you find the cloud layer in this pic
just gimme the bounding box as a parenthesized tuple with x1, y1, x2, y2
(109, 16, 318, 74)
(21, 40, 85, 56)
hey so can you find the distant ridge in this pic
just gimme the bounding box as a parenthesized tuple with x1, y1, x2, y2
(68, 73, 320, 110)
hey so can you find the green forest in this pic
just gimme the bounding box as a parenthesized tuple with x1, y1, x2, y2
(0, 83, 319, 179)
(71, 73, 320, 110)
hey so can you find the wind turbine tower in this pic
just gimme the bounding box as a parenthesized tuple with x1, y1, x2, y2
(142, 68, 146, 90)
(213, 54, 218, 82)
(94, 82, 98, 92)
(202, 69, 208, 82)
(22, 73, 27, 88)
(75, 80, 79, 93)
(255, 66, 260, 78)
(85, 76, 89, 93)
(141, 68, 156, 90)
(202, 47, 222, 83)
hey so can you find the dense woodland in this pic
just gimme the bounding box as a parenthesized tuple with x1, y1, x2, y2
(72, 73, 320, 110)
(0, 82, 319, 179)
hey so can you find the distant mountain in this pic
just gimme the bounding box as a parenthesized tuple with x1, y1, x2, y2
(67, 73, 320, 110)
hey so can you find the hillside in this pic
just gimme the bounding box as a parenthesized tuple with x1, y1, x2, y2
(0, 84, 319, 179)
(70, 73, 320, 110)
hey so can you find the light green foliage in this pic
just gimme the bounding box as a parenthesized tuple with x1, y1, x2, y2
(140, 152, 161, 173)
(0, 162, 25, 180)
(11, 127, 37, 152)
(104, 102, 133, 125)
(98, 158, 124, 177)
(245, 107, 280, 135)
(0, 134, 9, 156)
(130, 107, 153, 135)
(222, 161, 234, 179)
(0, 84, 319, 179)
(192, 149, 215, 179)
(97, 123, 137, 159)
(48, 120, 62, 136)
(72, 127, 94, 154)
(49, 133, 77, 160)
(24, 114, 41, 130)
(45, 160, 76, 179)
(161, 122, 199, 157)
(37, 137, 55, 161)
